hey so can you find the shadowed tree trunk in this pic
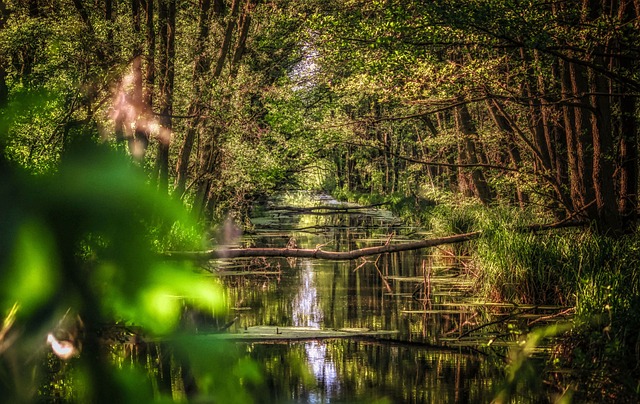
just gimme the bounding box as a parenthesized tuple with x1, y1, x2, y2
(155, 0, 176, 194)
(520, 47, 553, 174)
(615, 0, 638, 230)
(485, 99, 529, 208)
(618, 88, 638, 225)
(193, 0, 245, 219)
(590, 57, 621, 231)
(128, 0, 149, 161)
(0, 0, 7, 107)
(561, 59, 597, 219)
(455, 100, 493, 204)
(174, 0, 212, 197)
(229, 0, 255, 78)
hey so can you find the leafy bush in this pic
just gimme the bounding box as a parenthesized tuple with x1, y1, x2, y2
(0, 96, 260, 401)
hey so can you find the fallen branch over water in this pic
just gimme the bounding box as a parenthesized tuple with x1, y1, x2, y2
(272, 202, 390, 214)
(163, 231, 482, 261)
(208, 326, 398, 341)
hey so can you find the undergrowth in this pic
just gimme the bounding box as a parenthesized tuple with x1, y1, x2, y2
(332, 188, 640, 400)
(328, 188, 640, 399)
(432, 203, 640, 401)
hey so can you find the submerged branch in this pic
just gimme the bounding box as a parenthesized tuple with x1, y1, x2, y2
(163, 232, 482, 261)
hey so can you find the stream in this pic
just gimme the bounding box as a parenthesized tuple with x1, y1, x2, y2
(208, 192, 560, 403)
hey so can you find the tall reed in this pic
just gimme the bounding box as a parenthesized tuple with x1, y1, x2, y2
(424, 201, 640, 399)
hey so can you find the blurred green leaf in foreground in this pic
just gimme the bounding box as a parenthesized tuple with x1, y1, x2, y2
(0, 91, 259, 402)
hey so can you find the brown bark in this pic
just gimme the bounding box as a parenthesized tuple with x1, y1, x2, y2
(485, 99, 529, 208)
(547, 59, 571, 214)
(194, 0, 243, 218)
(164, 232, 482, 261)
(229, 0, 254, 78)
(0, 0, 7, 107)
(162, 218, 588, 261)
(560, 59, 582, 213)
(561, 60, 597, 218)
(144, 0, 155, 109)
(155, 0, 176, 194)
(273, 203, 390, 214)
(520, 47, 552, 173)
(618, 86, 638, 225)
(617, 0, 638, 228)
(174, 0, 212, 197)
(128, 0, 149, 161)
(590, 56, 621, 231)
(454, 101, 493, 204)
(534, 50, 559, 176)
(534, 51, 573, 217)
(213, 0, 241, 78)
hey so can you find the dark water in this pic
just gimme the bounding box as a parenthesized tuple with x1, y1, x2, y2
(210, 193, 518, 403)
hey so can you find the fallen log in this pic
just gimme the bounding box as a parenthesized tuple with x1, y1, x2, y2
(163, 231, 482, 261)
(206, 326, 398, 341)
(271, 202, 389, 214)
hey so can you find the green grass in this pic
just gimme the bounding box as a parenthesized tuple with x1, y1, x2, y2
(331, 188, 640, 400)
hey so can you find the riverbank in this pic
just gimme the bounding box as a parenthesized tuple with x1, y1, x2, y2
(331, 190, 640, 402)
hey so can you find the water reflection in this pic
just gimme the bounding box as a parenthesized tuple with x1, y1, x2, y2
(219, 193, 539, 402)
(291, 261, 341, 403)
(246, 339, 497, 404)
(292, 261, 322, 328)
(304, 341, 339, 404)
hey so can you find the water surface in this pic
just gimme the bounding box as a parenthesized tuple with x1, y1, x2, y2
(212, 193, 550, 403)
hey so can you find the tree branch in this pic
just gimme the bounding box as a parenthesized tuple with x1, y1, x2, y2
(163, 231, 482, 261)
(342, 141, 521, 172)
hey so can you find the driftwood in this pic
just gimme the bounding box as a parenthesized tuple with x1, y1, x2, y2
(163, 231, 482, 261)
(207, 326, 398, 341)
(271, 202, 390, 214)
(162, 217, 587, 262)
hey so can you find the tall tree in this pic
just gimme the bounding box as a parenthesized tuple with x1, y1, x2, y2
(0, 0, 8, 107)
(174, 0, 213, 197)
(155, 0, 176, 194)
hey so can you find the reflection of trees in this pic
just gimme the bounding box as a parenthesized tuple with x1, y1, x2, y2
(221, 197, 520, 401)
(246, 340, 498, 403)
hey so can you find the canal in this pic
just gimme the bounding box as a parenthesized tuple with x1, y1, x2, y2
(201, 192, 559, 403)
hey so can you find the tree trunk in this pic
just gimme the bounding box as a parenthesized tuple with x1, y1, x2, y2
(213, 0, 241, 78)
(155, 0, 176, 194)
(455, 101, 493, 204)
(105, 0, 113, 47)
(618, 86, 638, 226)
(520, 47, 552, 174)
(485, 99, 529, 208)
(230, 0, 255, 78)
(616, 0, 638, 229)
(561, 60, 597, 219)
(174, 0, 212, 197)
(193, 0, 242, 218)
(0, 0, 7, 107)
(128, 0, 149, 161)
(144, 0, 155, 109)
(590, 56, 621, 232)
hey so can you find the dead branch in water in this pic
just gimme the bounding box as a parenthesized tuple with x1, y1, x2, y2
(163, 232, 482, 261)
(162, 219, 587, 262)
(271, 202, 390, 214)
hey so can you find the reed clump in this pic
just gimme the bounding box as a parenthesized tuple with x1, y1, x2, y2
(558, 235, 640, 401)
(473, 227, 582, 305)
(465, 207, 640, 400)
(396, 199, 640, 400)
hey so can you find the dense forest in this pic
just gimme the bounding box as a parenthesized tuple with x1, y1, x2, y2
(1, 0, 640, 402)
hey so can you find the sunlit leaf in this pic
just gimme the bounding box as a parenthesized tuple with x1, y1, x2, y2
(5, 220, 59, 314)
